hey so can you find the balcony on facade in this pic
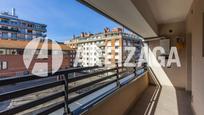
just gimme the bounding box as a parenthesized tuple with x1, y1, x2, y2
(0, 9, 47, 40)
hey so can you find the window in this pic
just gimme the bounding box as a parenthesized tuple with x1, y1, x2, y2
(27, 24, 33, 28)
(2, 26, 8, 29)
(10, 21, 18, 25)
(115, 46, 119, 49)
(18, 34, 25, 39)
(27, 35, 33, 40)
(1, 18, 9, 23)
(17, 49, 24, 55)
(2, 62, 7, 69)
(5, 49, 17, 55)
(0, 50, 4, 55)
(36, 25, 41, 29)
(107, 41, 111, 46)
(2, 32, 8, 38)
(22, 22, 27, 27)
(128, 41, 131, 46)
(27, 30, 33, 34)
(115, 40, 120, 46)
(11, 33, 17, 39)
(20, 29, 26, 33)
(42, 25, 46, 29)
(0, 49, 6, 55)
(11, 49, 17, 55)
(11, 27, 18, 31)
(0, 61, 8, 70)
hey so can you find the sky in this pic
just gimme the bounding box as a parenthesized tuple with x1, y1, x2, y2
(0, 0, 119, 42)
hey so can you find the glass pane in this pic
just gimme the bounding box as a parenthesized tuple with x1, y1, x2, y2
(2, 61, 7, 69)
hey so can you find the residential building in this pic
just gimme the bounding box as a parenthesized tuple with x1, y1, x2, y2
(0, 39, 71, 77)
(0, 8, 47, 40)
(65, 28, 143, 67)
(65, 38, 78, 67)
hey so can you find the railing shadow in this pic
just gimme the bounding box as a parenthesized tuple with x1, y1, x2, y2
(127, 67, 162, 115)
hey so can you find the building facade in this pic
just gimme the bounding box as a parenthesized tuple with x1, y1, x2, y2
(65, 28, 143, 67)
(0, 8, 47, 40)
(0, 39, 71, 77)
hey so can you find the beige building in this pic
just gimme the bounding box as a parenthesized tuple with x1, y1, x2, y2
(65, 28, 143, 67)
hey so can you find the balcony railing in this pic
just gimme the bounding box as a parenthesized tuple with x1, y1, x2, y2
(0, 27, 19, 32)
(0, 21, 47, 32)
(0, 64, 146, 115)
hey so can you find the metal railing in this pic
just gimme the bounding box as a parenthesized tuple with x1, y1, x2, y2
(0, 64, 146, 115)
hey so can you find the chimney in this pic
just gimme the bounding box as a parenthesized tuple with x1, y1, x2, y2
(12, 8, 16, 16)
(104, 27, 110, 33)
(80, 32, 85, 37)
(112, 28, 123, 33)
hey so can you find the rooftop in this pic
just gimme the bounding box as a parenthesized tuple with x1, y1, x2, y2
(0, 39, 71, 51)
(65, 27, 140, 44)
(0, 8, 47, 26)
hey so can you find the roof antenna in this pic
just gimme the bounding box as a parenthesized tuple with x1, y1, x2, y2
(12, 8, 16, 16)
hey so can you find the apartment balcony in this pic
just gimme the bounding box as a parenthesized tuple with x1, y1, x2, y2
(0, 63, 193, 115)
(0, 21, 46, 32)
(0, 27, 19, 32)
(0, 21, 20, 27)
(0, 36, 18, 40)
(83, 69, 192, 115)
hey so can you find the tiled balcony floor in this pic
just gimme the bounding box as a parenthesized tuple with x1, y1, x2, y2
(128, 85, 193, 115)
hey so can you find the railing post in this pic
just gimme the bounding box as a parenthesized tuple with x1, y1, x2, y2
(116, 63, 120, 87)
(63, 74, 70, 115)
(134, 60, 137, 76)
(122, 61, 124, 72)
(144, 62, 148, 70)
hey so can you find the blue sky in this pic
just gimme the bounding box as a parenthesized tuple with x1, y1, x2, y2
(0, 0, 119, 42)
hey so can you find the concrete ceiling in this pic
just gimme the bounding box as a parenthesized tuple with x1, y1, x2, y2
(81, 0, 158, 38)
(146, 0, 193, 24)
(80, 0, 193, 38)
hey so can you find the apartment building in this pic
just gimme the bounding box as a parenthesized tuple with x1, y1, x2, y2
(65, 28, 143, 67)
(0, 39, 71, 77)
(0, 8, 47, 40)
(65, 38, 78, 67)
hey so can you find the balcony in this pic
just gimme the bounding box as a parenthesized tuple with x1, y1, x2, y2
(0, 21, 46, 32)
(0, 21, 20, 27)
(0, 27, 19, 32)
(83, 68, 192, 115)
(0, 63, 193, 115)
